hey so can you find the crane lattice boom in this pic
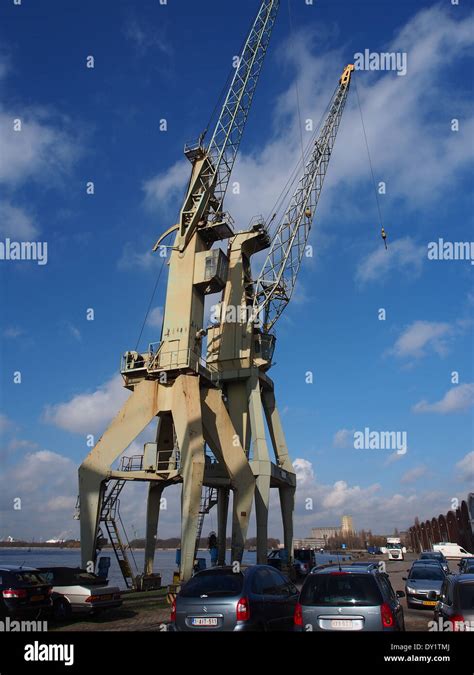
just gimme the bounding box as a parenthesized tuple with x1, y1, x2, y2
(251, 64, 354, 332)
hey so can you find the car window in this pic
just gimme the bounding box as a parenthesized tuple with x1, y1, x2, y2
(457, 583, 474, 611)
(300, 573, 383, 607)
(409, 568, 444, 581)
(379, 574, 396, 601)
(251, 570, 266, 595)
(180, 570, 244, 598)
(40, 572, 54, 584)
(5, 571, 45, 585)
(439, 580, 450, 605)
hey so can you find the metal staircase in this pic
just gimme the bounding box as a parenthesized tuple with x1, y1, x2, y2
(100, 480, 138, 589)
(194, 487, 218, 558)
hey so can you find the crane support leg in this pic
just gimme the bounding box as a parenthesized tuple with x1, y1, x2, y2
(79, 379, 162, 568)
(144, 482, 166, 575)
(172, 375, 206, 582)
(217, 488, 230, 565)
(201, 387, 254, 563)
(248, 372, 272, 564)
(262, 388, 296, 561)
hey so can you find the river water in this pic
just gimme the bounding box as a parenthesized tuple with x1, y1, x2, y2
(0, 548, 352, 589)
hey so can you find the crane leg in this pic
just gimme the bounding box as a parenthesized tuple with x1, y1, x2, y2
(201, 387, 254, 564)
(262, 388, 296, 562)
(172, 375, 205, 582)
(248, 372, 272, 564)
(217, 488, 230, 565)
(79, 379, 162, 569)
(144, 482, 166, 575)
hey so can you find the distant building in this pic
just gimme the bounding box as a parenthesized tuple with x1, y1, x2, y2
(341, 515, 354, 534)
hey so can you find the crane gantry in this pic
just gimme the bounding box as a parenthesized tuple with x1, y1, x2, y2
(78, 0, 354, 586)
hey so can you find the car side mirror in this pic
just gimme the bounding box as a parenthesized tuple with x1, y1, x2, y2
(402, 577, 407, 581)
(427, 591, 437, 600)
(396, 590, 405, 598)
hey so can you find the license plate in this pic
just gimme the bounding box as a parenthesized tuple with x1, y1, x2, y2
(191, 617, 218, 626)
(423, 600, 436, 606)
(330, 619, 357, 630)
(99, 594, 112, 601)
(31, 595, 44, 602)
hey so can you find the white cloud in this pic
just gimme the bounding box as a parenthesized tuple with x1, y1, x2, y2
(66, 322, 82, 342)
(3, 325, 24, 338)
(143, 160, 188, 211)
(293, 458, 314, 486)
(124, 17, 171, 56)
(0, 106, 81, 188)
(412, 383, 474, 414)
(456, 451, 474, 483)
(118, 242, 162, 271)
(43, 375, 130, 435)
(0, 413, 11, 433)
(390, 320, 453, 359)
(0, 201, 38, 239)
(355, 237, 425, 285)
(332, 428, 355, 448)
(400, 465, 427, 484)
(147, 306, 163, 328)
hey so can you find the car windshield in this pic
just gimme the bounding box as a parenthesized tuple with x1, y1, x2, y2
(421, 553, 442, 560)
(300, 573, 383, 607)
(180, 570, 244, 598)
(458, 584, 474, 610)
(40, 569, 103, 586)
(409, 568, 444, 581)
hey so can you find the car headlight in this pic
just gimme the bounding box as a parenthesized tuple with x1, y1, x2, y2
(406, 586, 416, 594)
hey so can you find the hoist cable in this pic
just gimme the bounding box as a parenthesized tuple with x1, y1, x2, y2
(134, 255, 167, 351)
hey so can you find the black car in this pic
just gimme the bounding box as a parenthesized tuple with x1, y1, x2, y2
(433, 574, 474, 630)
(172, 565, 299, 631)
(0, 565, 52, 617)
(419, 551, 449, 573)
(458, 557, 474, 574)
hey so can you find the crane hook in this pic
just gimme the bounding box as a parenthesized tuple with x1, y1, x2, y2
(381, 226, 388, 250)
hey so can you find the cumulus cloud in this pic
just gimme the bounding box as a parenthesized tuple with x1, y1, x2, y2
(412, 383, 474, 414)
(0, 201, 38, 239)
(332, 428, 355, 448)
(147, 306, 163, 328)
(400, 465, 427, 484)
(293, 458, 314, 486)
(43, 375, 130, 435)
(456, 451, 474, 483)
(355, 237, 425, 285)
(143, 160, 188, 212)
(389, 320, 465, 360)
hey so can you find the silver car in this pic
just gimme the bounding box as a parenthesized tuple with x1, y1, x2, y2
(403, 563, 445, 609)
(295, 565, 405, 631)
(38, 567, 122, 620)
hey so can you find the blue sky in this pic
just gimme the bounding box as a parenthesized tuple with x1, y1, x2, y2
(0, 0, 473, 542)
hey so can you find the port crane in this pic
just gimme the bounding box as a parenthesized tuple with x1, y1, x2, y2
(78, 0, 354, 585)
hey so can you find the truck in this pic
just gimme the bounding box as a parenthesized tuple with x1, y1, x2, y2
(433, 542, 472, 560)
(386, 537, 406, 561)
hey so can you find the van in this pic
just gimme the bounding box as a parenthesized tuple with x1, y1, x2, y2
(432, 543, 471, 560)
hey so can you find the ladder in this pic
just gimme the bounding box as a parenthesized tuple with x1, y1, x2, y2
(194, 487, 218, 558)
(100, 480, 138, 589)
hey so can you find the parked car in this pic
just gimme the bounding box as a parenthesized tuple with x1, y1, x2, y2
(267, 549, 309, 578)
(0, 565, 52, 617)
(350, 562, 381, 572)
(171, 565, 299, 631)
(433, 543, 472, 560)
(410, 559, 446, 573)
(458, 557, 474, 574)
(294, 565, 405, 631)
(419, 551, 450, 574)
(403, 563, 446, 609)
(433, 573, 474, 630)
(38, 567, 121, 620)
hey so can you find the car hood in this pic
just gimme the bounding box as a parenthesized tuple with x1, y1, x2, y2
(406, 579, 443, 592)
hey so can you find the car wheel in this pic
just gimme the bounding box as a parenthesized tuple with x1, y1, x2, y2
(53, 598, 71, 621)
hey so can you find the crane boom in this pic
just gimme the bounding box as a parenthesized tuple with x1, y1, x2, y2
(175, 0, 280, 252)
(252, 64, 354, 331)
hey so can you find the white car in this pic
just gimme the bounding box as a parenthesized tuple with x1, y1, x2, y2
(432, 543, 472, 560)
(39, 567, 122, 620)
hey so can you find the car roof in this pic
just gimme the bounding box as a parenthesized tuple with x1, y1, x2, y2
(452, 574, 474, 583)
(421, 551, 443, 556)
(413, 559, 443, 565)
(0, 565, 40, 572)
(311, 565, 375, 575)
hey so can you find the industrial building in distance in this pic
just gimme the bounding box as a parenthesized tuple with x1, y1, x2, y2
(294, 515, 355, 549)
